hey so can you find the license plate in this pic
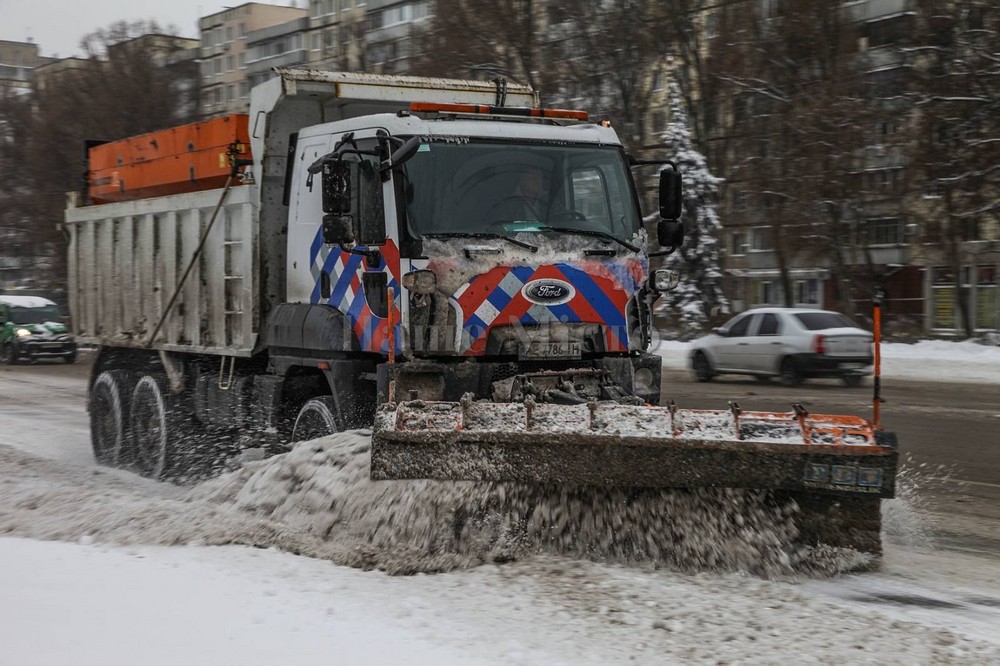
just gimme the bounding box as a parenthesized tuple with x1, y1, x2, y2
(841, 362, 866, 370)
(520, 341, 582, 360)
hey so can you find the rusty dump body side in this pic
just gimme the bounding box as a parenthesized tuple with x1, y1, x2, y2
(370, 399, 899, 500)
(88, 114, 251, 204)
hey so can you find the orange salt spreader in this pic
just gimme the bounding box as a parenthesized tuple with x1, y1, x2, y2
(87, 114, 251, 204)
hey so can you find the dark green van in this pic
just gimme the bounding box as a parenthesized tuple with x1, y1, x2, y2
(0, 295, 77, 364)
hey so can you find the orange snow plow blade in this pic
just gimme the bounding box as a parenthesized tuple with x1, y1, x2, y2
(370, 398, 898, 499)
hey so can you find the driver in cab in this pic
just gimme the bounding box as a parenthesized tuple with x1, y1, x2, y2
(488, 166, 564, 223)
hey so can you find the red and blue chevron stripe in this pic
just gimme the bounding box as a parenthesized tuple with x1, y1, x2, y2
(449, 260, 645, 355)
(309, 230, 402, 355)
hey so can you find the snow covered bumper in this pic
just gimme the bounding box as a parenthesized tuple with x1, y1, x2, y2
(370, 400, 898, 498)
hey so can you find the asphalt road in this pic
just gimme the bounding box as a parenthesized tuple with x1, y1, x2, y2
(661, 367, 1000, 555)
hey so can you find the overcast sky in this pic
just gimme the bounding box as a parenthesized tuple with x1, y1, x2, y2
(1, 1, 298, 58)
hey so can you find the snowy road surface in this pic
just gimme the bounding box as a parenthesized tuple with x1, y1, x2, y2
(2, 344, 1000, 664)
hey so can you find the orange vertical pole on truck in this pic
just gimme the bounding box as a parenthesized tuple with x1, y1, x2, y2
(872, 291, 882, 428)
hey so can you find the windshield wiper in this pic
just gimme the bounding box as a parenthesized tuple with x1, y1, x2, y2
(423, 232, 538, 253)
(537, 227, 640, 253)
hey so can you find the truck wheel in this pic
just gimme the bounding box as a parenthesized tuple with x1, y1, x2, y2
(128, 375, 177, 480)
(841, 374, 862, 387)
(90, 371, 127, 465)
(779, 357, 803, 387)
(692, 352, 714, 382)
(292, 396, 343, 442)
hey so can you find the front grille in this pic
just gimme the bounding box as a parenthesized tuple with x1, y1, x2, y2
(490, 359, 595, 383)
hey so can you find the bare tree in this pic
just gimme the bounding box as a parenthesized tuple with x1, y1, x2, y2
(908, 0, 999, 337)
(413, 1, 673, 153)
(710, 0, 875, 310)
(0, 21, 199, 288)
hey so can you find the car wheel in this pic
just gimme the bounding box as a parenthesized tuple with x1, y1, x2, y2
(63, 351, 77, 364)
(779, 357, 803, 387)
(842, 374, 863, 387)
(292, 396, 343, 442)
(692, 352, 714, 383)
(754, 375, 772, 383)
(0, 343, 15, 365)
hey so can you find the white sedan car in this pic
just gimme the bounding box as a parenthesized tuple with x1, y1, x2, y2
(689, 308, 874, 386)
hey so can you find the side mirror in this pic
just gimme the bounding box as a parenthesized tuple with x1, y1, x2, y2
(713, 327, 728, 337)
(659, 168, 682, 221)
(657, 220, 684, 248)
(322, 214, 354, 245)
(322, 159, 352, 215)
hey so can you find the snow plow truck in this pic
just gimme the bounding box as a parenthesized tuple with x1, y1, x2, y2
(66, 69, 898, 553)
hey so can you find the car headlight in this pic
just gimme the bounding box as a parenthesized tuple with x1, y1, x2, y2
(15, 327, 33, 338)
(650, 269, 679, 292)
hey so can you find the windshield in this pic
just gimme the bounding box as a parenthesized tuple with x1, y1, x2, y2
(400, 140, 642, 243)
(10, 305, 62, 324)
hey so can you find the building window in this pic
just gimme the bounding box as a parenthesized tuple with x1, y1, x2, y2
(931, 266, 956, 329)
(795, 279, 819, 306)
(976, 265, 998, 329)
(213, 58, 222, 75)
(865, 218, 902, 245)
(865, 14, 913, 48)
(226, 55, 234, 71)
(750, 226, 773, 252)
(226, 26, 234, 42)
(239, 23, 247, 38)
(652, 111, 665, 134)
(238, 52, 246, 68)
(730, 231, 748, 255)
(756, 280, 782, 306)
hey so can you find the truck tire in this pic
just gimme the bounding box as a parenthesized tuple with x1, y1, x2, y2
(128, 375, 177, 480)
(90, 371, 127, 465)
(292, 396, 343, 442)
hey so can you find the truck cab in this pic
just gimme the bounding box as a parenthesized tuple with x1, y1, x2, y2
(280, 107, 671, 408)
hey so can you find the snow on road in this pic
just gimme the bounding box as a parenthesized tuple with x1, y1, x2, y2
(1, 343, 1000, 664)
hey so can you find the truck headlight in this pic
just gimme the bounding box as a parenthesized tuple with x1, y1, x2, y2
(402, 269, 437, 295)
(650, 269, 679, 292)
(15, 327, 33, 338)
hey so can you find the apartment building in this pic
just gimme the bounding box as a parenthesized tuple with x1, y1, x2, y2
(0, 40, 53, 95)
(199, 3, 308, 116)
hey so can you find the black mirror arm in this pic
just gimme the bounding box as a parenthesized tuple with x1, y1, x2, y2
(629, 157, 678, 170)
(340, 243, 382, 266)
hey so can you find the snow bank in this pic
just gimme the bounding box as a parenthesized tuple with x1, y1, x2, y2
(1, 433, 867, 578)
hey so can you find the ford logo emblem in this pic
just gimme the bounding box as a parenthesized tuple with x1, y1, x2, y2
(522, 279, 575, 305)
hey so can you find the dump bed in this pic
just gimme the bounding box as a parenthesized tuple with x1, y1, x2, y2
(65, 185, 259, 355)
